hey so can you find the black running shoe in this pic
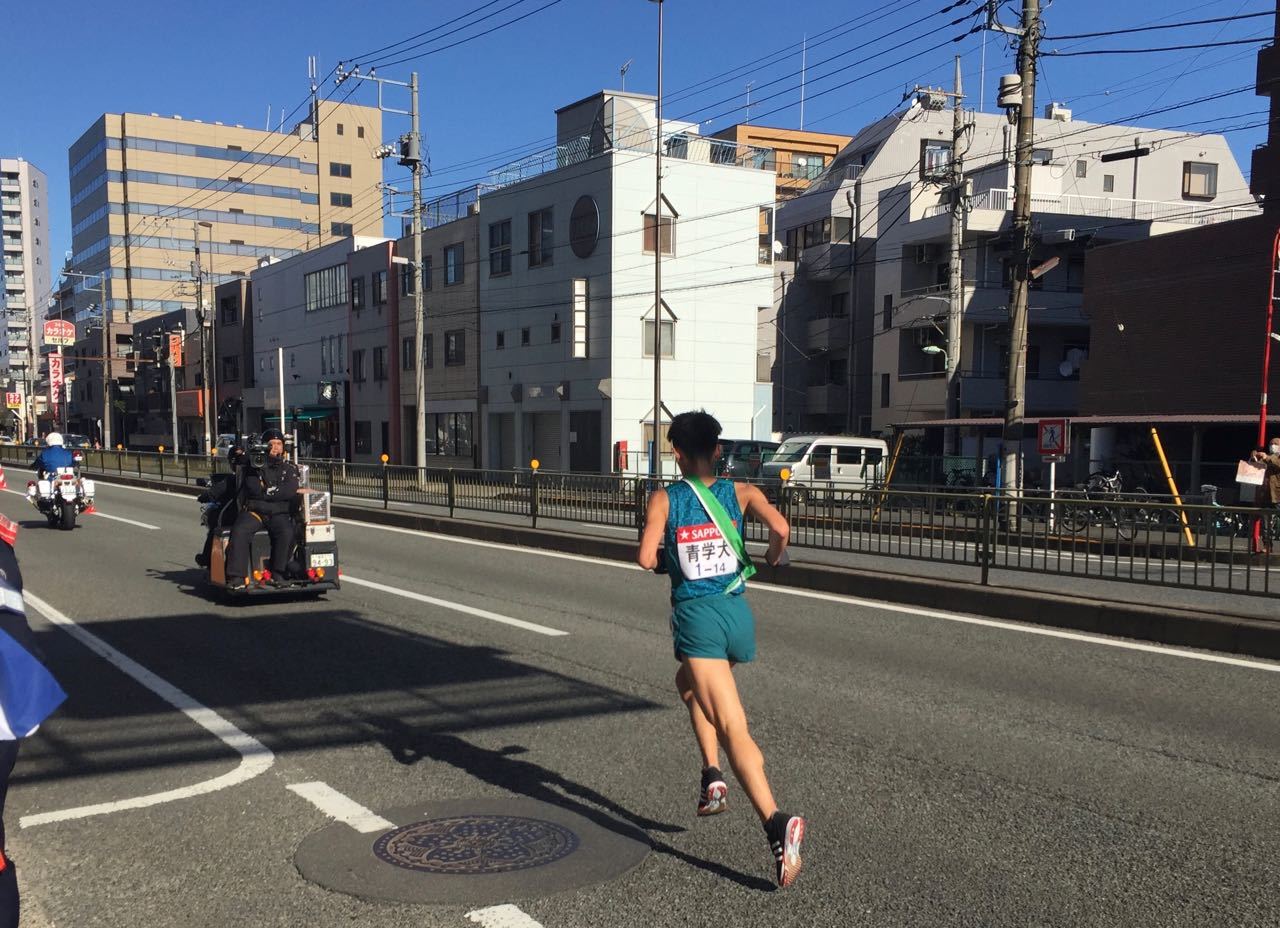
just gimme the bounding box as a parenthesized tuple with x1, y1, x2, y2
(697, 766, 729, 817)
(766, 811, 805, 888)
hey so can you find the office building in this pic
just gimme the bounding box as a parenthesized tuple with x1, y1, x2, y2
(1, 157, 50, 438)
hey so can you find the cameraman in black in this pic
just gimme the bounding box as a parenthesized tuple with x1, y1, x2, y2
(225, 429, 300, 589)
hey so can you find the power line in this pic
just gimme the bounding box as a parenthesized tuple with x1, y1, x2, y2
(369, 0, 568, 69)
(1044, 36, 1271, 56)
(1044, 9, 1273, 41)
(345, 0, 511, 64)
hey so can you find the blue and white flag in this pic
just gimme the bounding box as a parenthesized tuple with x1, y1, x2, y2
(0, 528, 65, 740)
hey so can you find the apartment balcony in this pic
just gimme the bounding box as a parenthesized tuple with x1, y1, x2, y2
(924, 188, 1260, 228)
(0, 179, 18, 193)
(0, 216, 20, 233)
(1252, 142, 1280, 201)
(1257, 42, 1280, 96)
(959, 374, 1079, 414)
(797, 240, 852, 281)
(806, 314, 850, 352)
(806, 382, 848, 411)
(963, 283, 1087, 327)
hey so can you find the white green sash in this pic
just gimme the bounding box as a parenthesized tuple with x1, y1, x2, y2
(684, 479, 757, 592)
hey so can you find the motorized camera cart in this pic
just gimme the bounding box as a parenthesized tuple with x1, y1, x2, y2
(197, 442, 340, 598)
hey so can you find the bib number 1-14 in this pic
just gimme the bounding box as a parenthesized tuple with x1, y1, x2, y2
(676, 522, 737, 581)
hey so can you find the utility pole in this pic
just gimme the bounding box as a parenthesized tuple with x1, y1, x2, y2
(911, 60, 971, 455)
(992, 0, 1041, 496)
(193, 225, 211, 456)
(101, 272, 112, 448)
(337, 64, 425, 471)
(650, 0, 665, 477)
(946, 56, 967, 457)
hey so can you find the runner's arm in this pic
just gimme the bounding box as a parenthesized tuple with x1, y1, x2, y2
(636, 488, 668, 570)
(741, 483, 790, 566)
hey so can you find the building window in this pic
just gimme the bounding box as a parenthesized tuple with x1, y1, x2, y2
(373, 346, 388, 381)
(330, 192, 352, 207)
(402, 336, 414, 370)
(425, 412, 474, 456)
(304, 263, 348, 311)
(399, 261, 415, 296)
(880, 373, 890, 408)
(425, 333, 433, 368)
(882, 294, 892, 332)
(354, 421, 371, 454)
(422, 256, 432, 290)
(572, 278, 588, 359)
(496, 330, 505, 350)
(331, 222, 353, 237)
(528, 207, 554, 267)
(222, 356, 239, 383)
(329, 162, 352, 178)
(551, 321, 561, 343)
(445, 329, 465, 365)
(1031, 148, 1053, 165)
(489, 219, 512, 276)
(357, 126, 365, 139)
(1182, 161, 1218, 200)
(643, 319, 675, 358)
(1103, 174, 1115, 193)
(373, 270, 387, 304)
(920, 139, 952, 180)
(219, 295, 239, 325)
(350, 275, 365, 311)
(642, 213, 675, 254)
(444, 243, 465, 285)
(1075, 159, 1087, 178)
(352, 349, 366, 382)
(336, 123, 344, 136)
(521, 327, 531, 346)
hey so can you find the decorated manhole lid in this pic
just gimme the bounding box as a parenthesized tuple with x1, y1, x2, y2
(295, 798, 650, 905)
(373, 815, 580, 875)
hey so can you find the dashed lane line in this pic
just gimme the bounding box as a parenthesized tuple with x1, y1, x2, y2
(1, 488, 160, 530)
(286, 781, 394, 834)
(342, 574, 569, 637)
(18, 589, 274, 828)
(466, 905, 546, 928)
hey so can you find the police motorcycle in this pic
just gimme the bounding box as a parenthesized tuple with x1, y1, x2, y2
(195, 433, 339, 598)
(25, 433, 95, 530)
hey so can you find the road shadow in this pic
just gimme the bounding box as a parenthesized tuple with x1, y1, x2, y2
(360, 717, 775, 893)
(16, 606, 659, 787)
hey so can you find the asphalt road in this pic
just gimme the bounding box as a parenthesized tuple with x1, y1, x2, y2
(3, 479, 1279, 927)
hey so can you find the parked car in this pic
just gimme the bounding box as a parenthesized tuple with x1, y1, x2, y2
(759, 435, 889, 501)
(715, 439, 780, 479)
(61, 433, 91, 449)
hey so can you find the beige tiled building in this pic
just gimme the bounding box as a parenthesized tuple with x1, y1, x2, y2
(62, 102, 383, 443)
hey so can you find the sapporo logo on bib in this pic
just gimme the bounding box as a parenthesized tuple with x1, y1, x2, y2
(676, 522, 738, 580)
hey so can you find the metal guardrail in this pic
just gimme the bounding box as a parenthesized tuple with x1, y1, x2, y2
(0, 447, 1274, 599)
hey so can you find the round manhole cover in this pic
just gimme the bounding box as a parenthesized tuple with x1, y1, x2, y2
(373, 815, 579, 875)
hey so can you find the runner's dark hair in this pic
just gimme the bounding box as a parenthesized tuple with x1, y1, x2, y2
(668, 410, 722, 462)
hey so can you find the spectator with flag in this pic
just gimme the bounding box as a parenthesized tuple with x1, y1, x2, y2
(0, 513, 66, 926)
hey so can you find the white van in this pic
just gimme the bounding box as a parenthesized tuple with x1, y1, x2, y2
(760, 435, 889, 497)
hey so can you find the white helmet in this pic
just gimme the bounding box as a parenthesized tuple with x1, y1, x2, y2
(44, 432, 64, 447)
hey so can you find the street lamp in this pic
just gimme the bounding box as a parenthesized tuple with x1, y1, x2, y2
(648, 0, 665, 477)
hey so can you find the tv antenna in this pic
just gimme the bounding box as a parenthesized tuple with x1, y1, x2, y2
(620, 58, 633, 91)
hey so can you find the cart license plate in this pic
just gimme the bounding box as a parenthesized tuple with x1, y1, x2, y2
(309, 553, 335, 568)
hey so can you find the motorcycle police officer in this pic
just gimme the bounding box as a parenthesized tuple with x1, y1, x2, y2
(224, 429, 300, 589)
(33, 433, 75, 480)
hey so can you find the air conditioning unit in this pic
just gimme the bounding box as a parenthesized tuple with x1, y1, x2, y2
(913, 244, 938, 265)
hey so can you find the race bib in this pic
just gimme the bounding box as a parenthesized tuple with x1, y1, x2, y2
(675, 522, 738, 581)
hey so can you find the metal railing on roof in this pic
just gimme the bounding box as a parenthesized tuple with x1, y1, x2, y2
(923, 188, 1261, 226)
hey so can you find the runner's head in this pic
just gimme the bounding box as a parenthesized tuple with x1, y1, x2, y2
(668, 410, 721, 475)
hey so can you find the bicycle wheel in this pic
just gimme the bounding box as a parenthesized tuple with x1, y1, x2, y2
(1112, 507, 1138, 541)
(1058, 492, 1089, 533)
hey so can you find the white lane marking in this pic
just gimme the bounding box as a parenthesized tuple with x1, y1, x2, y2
(578, 522, 634, 533)
(333, 518, 1280, 674)
(18, 590, 274, 828)
(1, 488, 160, 530)
(286, 781, 394, 834)
(342, 574, 569, 637)
(89, 510, 161, 530)
(466, 905, 546, 928)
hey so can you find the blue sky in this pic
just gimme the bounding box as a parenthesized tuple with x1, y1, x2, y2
(2, 0, 1273, 267)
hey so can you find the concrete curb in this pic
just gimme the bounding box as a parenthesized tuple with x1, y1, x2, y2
(72, 468, 1280, 662)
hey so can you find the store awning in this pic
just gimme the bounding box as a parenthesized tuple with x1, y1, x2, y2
(263, 409, 337, 423)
